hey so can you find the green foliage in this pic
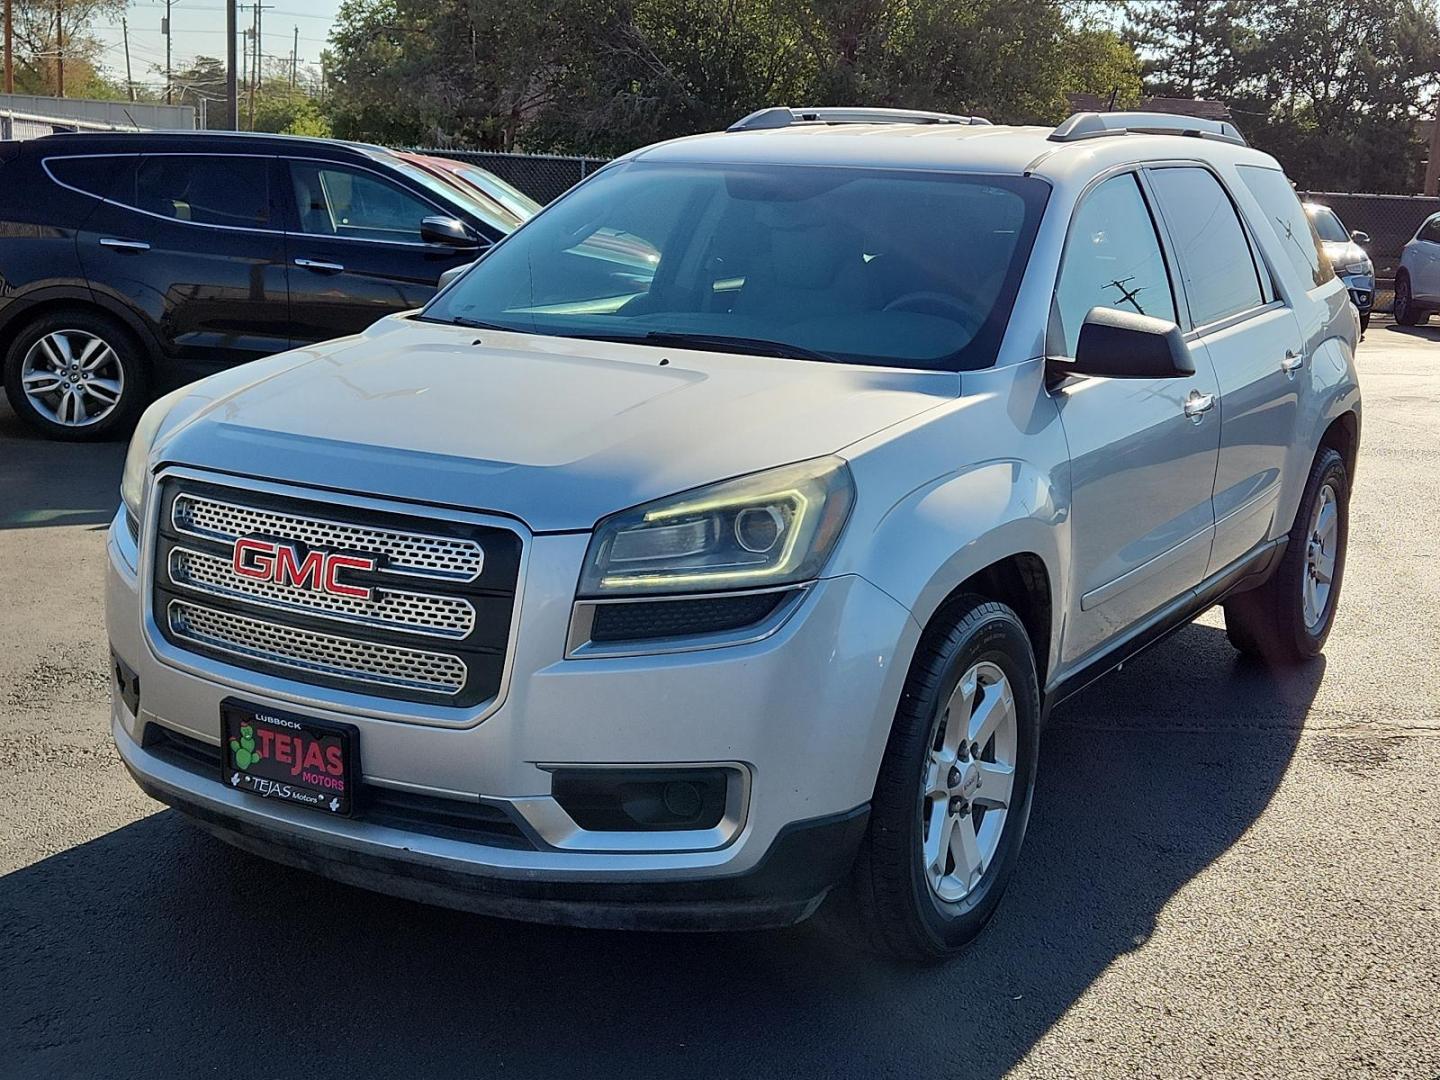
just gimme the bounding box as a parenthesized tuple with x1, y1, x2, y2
(252, 80, 333, 137)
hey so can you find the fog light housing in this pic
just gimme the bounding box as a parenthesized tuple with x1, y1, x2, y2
(550, 768, 731, 832)
(112, 652, 140, 717)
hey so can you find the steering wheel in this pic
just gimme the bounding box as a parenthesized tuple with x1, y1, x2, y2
(882, 291, 984, 335)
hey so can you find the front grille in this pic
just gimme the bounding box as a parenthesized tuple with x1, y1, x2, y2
(153, 478, 522, 708)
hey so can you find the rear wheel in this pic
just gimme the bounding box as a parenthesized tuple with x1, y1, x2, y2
(2, 309, 148, 440)
(1393, 274, 1425, 327)
(1224, 447, 1349, 664)
(847, 596, 1040, 961)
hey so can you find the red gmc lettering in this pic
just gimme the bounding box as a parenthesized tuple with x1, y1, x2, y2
(230, 538, 375, 600)
(275, 546, 326, 590)
(323, 554, 375, 599)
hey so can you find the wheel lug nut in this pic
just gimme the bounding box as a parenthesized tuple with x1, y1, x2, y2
(949, 796, 965, 814)
(947, 766, 961, 787)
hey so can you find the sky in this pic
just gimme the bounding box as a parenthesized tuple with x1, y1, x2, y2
(87, 0, 345, 94)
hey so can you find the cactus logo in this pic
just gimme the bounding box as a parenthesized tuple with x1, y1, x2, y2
(229, 724, 264, 770)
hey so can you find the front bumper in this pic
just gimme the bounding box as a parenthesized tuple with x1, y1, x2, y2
(1340, 272, 1374, 314)
(107, 485, 916, 928)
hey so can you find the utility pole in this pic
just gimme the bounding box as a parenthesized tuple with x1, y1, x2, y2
(54, 0, 63, 97)
(226, 0, 237, 129)
(246, 18, 255, 129)
(122, 17, 135, 101)
(163, 0, 173, 104)
(1426, 112, 1440, 197)
(290, 25, 297, 89)
(3, 0, 13, 94)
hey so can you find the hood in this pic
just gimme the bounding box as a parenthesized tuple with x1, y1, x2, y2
(160, 316, 955, 532)
(1322, 239, 1368, 272)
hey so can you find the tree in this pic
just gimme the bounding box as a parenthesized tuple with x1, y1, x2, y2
(252, 77, 332, 136)
(7, 0, 127, 97)
(1126, 0, 1255, 101)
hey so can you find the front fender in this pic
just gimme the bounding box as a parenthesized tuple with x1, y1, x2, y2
(830, 360, 1070, 679)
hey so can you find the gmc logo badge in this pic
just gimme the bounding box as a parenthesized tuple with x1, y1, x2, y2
(232, 537, 377, 601)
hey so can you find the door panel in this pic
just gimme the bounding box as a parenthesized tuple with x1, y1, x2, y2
(282, 160, 477, 344)
(76, 153, 289, 374)
(1197, 307, 1304, 571)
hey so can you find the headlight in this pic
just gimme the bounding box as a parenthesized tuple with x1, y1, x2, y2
(1342, 260, 1372, 276)
(578, 457, 855, 596)
(120, 388, 189, 525)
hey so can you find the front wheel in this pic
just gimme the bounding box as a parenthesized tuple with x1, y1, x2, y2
(1393, 274, 1425, 327)
(846, 596, 1040, 961)
(1224, 447, 1349, 664)
(2, 309, 148, 440)
(1359, 311, 1370, 334)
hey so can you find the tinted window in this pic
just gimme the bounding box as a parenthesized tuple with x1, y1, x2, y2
(46, 154, 134, 199)
(422, 161, 1050, 372)
(291, 163, 434, 242)
(1237, 166, 1335, 290)
(1053, 173, 1177, 356)
(1148, 167, 1264, 326)
(1421, 216, 1440, 244)
(134, 155, 272, 229)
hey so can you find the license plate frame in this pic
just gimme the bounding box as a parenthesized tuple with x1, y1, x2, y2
(220, 698, 360, 816)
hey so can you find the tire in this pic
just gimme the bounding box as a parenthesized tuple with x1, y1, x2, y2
(846, 595, 1041, 961)
(1393, 274, 1425, 327)
(1224, 447, 1349, 665)
(1359, 311, 1369, 334)
(2, 308, 149, 441)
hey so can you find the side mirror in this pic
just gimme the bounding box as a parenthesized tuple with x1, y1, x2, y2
(1049, 306, 1194, 380)
(436, 261, 475, 291)
(421, 215, 480, 248)
(1350, 230, 1370, 245)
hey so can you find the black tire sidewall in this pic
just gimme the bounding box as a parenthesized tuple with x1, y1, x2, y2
(3, 309, 148, 440)
(1394, 276, 1417, 326)
(865, 600, 1041, 957)
(1282, 449, 1349, 656)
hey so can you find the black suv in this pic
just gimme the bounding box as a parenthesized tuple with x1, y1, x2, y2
(0, 131, 514, 439)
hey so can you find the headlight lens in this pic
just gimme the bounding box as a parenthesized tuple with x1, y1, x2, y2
(578, 457, 855, 597)
(1342, 259, 1372, 276)
(120, 388, 189, 523)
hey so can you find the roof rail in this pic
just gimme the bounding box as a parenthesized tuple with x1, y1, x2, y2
(1048, 111, 1247, 147)
(728, 106, 992, 133)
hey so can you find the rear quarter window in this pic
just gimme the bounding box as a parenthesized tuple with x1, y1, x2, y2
(45, 155, 137, 200)
(1237, 165, 1335, 290)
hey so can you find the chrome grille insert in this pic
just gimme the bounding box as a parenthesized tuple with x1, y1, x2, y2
(168, 600, 468, 696)
(172, 492, 484, 581)
(168, 546, 475, 639)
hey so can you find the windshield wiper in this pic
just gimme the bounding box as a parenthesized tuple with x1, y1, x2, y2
(419, 313, 525, 333)
(632, 331, 837, 363)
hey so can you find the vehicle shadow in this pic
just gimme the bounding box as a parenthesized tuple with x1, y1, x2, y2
(1378, 322, 1440, 342)
(0, 621, 1318, 1079)
(0, 401, 126, 530)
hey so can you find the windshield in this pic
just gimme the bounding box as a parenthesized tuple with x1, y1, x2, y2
(378, 154, 521, 236)
(421, 161, 1049, 371)
(1306, 205, 1349, 243)
(453, 165, 542, 221)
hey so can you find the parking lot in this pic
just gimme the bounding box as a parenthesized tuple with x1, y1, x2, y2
(1, 323, 1436, 1079)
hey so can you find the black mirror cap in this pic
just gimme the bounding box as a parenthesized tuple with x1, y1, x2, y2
(421, 215, 480, 247)
(1054, 306, 1194, 379)
(1351, 230, 1371, 245)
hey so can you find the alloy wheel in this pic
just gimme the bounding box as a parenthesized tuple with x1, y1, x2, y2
(920, 660, 1018, 903)
(19, 329, 125, 427)
(1303, 482, 1340, 630)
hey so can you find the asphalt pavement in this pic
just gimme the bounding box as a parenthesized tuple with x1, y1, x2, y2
(2, 323, 1437, 1079)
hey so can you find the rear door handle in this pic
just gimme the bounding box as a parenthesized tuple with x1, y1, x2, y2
(99, 238, 149, 252)
(1281, 350, 1304, 374)
(1183, 390, 1215, 420)
(294, 258, 344, 273)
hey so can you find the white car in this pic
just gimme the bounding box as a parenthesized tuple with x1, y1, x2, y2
(108, 109, 1361, 960)
(1396, 211, 1440, 326)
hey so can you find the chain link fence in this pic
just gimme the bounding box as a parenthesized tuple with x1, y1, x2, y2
(1297, 191, 1440, 314)
(411, 148, 610, 206)
(407, 153, 1438, 317)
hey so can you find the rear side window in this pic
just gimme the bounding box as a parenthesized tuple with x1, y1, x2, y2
(45, 155, 135, 200)
(1237, 165, 1335, 290)
(132, 155, 273, 229)
(1053, 173, 1177, 357)
(1147, 167, 1264, 326)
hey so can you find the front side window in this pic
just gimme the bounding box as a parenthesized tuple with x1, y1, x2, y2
(1420, 215, 1440, 244)
(1238, 166, 1334, 289)
(1053, 173, 1177, 357)
(133, 155, 272, 229)
(1148, 166, 1264, 326)
(423, 161, 1049, 371)
(290, 163, 435, 242)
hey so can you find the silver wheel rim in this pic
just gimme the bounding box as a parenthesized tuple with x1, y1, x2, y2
(920, 660, 1018, 904)
(19, 329, 125, 427)
(1303, 482, 1339, 630)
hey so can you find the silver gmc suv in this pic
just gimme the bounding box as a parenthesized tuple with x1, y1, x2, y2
(108, 109, 1360, 960)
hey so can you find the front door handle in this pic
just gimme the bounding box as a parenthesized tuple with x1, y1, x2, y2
(294, 258, 345, 273)
(99, 237, 150, 253)
(1281, 350, 1304, 375)
(1183, 390, 1216, 421)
